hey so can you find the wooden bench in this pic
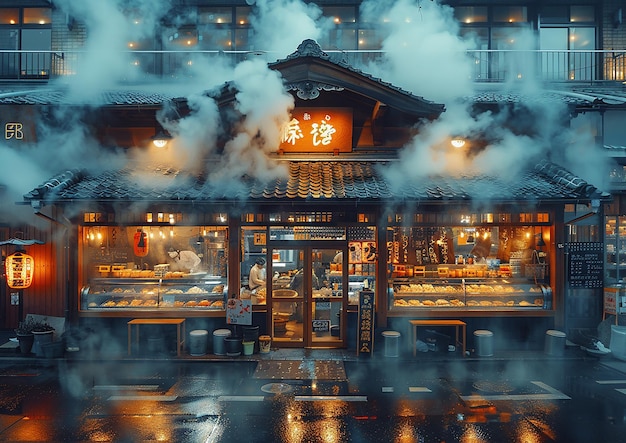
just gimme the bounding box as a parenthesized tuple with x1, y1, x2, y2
(408, 319, 466, 357)
(127, 318, 186, 357)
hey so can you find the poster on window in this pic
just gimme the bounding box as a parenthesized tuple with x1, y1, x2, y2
(226, 299, 252, 325)
(348, 241, 362, 263)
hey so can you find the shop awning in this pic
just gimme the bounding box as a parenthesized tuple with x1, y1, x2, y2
(22, 159, 609, 208)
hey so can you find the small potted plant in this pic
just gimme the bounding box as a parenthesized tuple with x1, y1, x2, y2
(14, 319, 36, 354)
(29, 320, 55, 357)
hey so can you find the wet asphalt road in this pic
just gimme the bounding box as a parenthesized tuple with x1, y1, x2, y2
(0, 354, 626, 442)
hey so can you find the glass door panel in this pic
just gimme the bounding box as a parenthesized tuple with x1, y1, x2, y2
(311, 248, 345, 345)
(270, 248, 305, 345)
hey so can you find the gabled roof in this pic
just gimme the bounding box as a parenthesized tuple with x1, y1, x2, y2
(265, 39, 445, 118)
(22, 159, 607, 208)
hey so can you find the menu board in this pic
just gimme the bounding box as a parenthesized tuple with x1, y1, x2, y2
(568, 242, 604, 288)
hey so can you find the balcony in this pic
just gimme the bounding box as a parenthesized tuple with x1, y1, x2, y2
(0, 49, 625, 84)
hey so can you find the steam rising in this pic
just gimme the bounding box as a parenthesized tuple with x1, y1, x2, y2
(1, 0, 609, 217)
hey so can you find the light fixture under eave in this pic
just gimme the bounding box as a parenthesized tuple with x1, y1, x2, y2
(451, 138, 466, 148)
(152, 129, 172, 148)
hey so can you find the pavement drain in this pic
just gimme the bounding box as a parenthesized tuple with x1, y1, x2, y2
(472, 380, 516, 393)
(261, 382, 294, 394)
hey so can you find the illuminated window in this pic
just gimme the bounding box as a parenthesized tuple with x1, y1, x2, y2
(493, 6, 527, 24)
(23, 8, 51, 25)
(235, 7, 251, 26)
(570, 6, 595, 23)
(454, 6, 488, 24)
(0, 8, 19, 25)
(199, 7, 232, 25)
(321, 6, 356, 25)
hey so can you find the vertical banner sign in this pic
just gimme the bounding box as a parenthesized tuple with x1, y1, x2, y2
(227, 299, 252, 325)
(357, 289, 375, 356)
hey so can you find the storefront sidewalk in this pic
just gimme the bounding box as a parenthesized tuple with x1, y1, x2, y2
(0, 327, 607, 368)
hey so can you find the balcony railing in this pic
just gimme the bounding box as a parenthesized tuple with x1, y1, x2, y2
(0, 49, 625, 84)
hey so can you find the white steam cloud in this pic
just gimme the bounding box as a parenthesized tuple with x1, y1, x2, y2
(0, 0, 610, 226)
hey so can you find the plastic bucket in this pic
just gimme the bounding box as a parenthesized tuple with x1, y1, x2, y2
(242, 341, 254, 356)
(242, 325, 260, 353)
(213, 329, 232, 356)
(225, 336, 242, 356)
(544, 330, 566, 356)
(611, 325, 626, 361)
(259, 335, 271, 353)
(382, 330, 400, 357)
(189, 330, 208, 356)
(474, 330, 494, 357)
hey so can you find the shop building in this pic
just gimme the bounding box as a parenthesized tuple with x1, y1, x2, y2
(10, 39, 609, 353)
(1, 0, 625, 352)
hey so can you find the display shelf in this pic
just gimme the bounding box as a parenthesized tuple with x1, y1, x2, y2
(389, 278, 548, 310)
(80, 277, 227, 311)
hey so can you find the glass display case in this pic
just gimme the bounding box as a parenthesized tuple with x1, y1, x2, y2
(389, 278, 550, 310)
(605, 215, 626, 283)
(80, 277, 227, 311)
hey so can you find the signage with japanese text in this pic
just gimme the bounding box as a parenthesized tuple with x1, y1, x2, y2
(279, 108, 353, 153)
(312, 319, 330, 332)
(357, 289, 374, 356)
(568, 242, 603, 288)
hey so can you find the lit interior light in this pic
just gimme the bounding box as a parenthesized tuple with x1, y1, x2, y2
(451, 138, 466, 148)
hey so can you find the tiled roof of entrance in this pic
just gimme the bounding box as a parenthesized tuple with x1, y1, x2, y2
(23, 160, 607, 207)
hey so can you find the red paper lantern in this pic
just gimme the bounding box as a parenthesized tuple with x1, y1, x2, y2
(133, 229, 149, 257)
(5, 251, 34, 289)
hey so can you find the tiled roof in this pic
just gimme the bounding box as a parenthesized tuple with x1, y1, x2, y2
(23, 160, 607, 206)
(468, 83, 626, 107)
(0, 88, 175, 106)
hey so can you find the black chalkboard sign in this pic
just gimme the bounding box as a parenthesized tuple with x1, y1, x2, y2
(357, 290, 375, 356)
(568, 242, 604, 288)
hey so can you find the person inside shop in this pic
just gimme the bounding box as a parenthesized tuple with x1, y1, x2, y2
(168, 248, 202, 273)
(248, 257, 266, 292)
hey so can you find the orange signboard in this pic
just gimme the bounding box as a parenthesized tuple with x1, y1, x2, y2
(279, 108, 353, 153)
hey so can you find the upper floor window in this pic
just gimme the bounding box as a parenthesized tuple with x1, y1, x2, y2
(23, 8, 51, 25)
(493, 6, 527, 24)
(0, 9, 19, 25)
(454, 7, 488, 24)
(540, 5, 595, 24)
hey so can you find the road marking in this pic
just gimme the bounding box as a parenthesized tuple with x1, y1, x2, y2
(461, 381, 570, 402)
(596, 380, 626, 384)
(108, 395, 178, 401)
(94, 385, 160, 391)
(218, 396, 265, 402)
(409, 387, 432, 393)
(295, 395, 367, 402)
(615, 389, 626, 396)
(382, 386, 394, 393)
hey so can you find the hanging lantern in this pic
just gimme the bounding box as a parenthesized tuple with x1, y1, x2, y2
(5, 251, 34, 289)
(133, 229, 149, 257)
